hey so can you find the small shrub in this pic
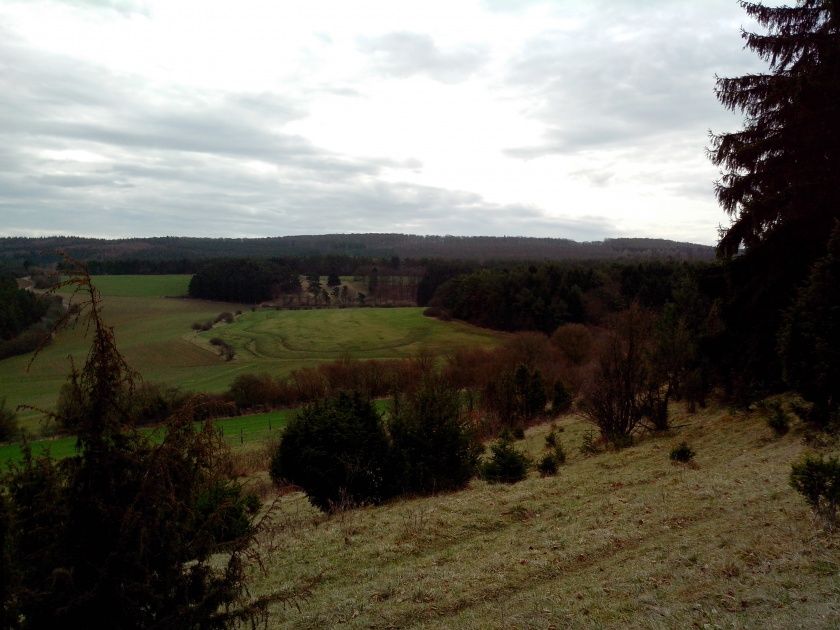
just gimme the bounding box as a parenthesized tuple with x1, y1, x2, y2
(422, 306, 451, 321)
(228, 373, 281, 410)
(580, 429, 598, 456)
(215, 311, 234, 324)
(388, 377, 480, 495)
(767, 402, 791, 436)
(552, 380, 572, 414)
(128, 382, 188, 426)
(579, 307, 652, 445)
(191, 321, 203, 331)
(551, 441, 566, 465)
(544, 427, 566, 465)
(481, 434, 529, 484)
(790, 454, 840, 531)
(669, 441, 695, 463)
(209, 337, 235, 361)
(270, 393, 391, 511)
(537, 454, 558, 476)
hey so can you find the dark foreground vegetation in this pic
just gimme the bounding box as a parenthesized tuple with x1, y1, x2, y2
(0, 267, 285, 628)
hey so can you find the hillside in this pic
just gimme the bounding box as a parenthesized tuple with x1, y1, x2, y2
(253, 404, 839, 629)
(0, 234, 714, 267)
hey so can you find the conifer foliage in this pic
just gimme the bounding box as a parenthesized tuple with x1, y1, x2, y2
(711, 1, 840, 259)
(708, 1, 840, 398)
(0, 262, 279, 629)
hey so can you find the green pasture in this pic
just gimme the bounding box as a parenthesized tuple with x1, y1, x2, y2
(71, 274, 192, 298)
(199, 306, 502, 361)
(0, 400, 392, 467)
(0, 409, 290, 466)
(1, 275, 503, 435)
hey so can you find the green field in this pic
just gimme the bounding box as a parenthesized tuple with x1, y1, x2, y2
(62, 274, 193, 298)
(0, 408, 292, 466)
(198, 307, 501, 360)
(1, 275, 503, 435)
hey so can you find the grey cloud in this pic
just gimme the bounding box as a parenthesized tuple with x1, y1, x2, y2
(504, 1, 763, 158)
(0, 31, 612, 240)
(359, 32, 486, 83)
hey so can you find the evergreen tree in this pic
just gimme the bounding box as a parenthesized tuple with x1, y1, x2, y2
(780, 222, 840, 427)
(711, 1, 839, 259)
(388, 377, 480, 495)
(708, 1, 840, 397)
(1, 264, 280, 628)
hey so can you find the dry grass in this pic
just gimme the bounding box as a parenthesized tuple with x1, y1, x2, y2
(250, 403, 839, 629)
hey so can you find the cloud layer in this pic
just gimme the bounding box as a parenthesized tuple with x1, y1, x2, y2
(0, 0, 768, 243)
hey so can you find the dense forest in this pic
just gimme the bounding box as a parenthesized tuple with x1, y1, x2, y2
(0, 234, 714, 270)
(188, 259, 301, 303)
(0, 275, 47, 341)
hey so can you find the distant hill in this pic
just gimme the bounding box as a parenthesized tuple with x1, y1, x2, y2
(0, 234, 714, 267)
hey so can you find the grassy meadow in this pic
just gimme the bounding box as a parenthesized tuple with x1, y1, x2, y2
(252, 405, 840, 629)
(0, 408, 292, 465)
(0, 275, 503, 435)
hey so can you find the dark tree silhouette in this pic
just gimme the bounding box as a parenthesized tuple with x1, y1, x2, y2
(711, 1, 840, 259)
(1, 262, 287, 628)
(707, 1, 840, 398)
(780, 222, 840, 427)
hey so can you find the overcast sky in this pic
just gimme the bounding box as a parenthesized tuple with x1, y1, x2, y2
(0, 0, 771, 243)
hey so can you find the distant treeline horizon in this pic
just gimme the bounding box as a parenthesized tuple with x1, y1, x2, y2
(0, 233, 714, 270)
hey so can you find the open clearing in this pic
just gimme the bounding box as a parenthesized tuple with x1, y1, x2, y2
(0, 275, 503, 434)
(197, 307, 502, 361)
(253, 405, 840, 629)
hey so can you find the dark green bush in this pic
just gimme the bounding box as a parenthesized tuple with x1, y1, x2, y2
(270, 393, 391, 511)
(537, 454, 558, 476)
(480, 434, 529, 484)
(195, 481, 261, 544)
(128, 382, 188, 426)
(669, 441, 695, 463)
(767, 402, 791, 436)
(552, 380, 573, 414)
(580, 429, 598, 456)
(209, 337, 235, 361)
(388, 378, 480, 495)
(790, 454, 840, 530)
(538, 427, 566, 476)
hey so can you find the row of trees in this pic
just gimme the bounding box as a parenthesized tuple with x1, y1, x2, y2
(188, 258, 301, 303)
(0, 275, 47, 341)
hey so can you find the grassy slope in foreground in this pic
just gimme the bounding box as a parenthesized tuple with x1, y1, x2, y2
(0, 275, 503, 433)
(257, 405, 839, 629)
